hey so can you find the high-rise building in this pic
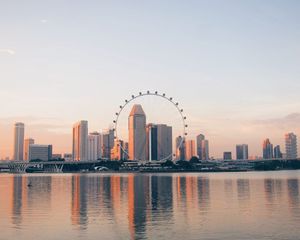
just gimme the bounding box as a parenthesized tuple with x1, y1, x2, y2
(202, 140, 209, 160)
(128, 104, 146, 161)
(13, 122, 25, 161)
(24, 138, 34, 161)
(236, 144, 249, 160)
(175, 136, 185, 161)
(29, 144, 52, 161)
(89, 131, 102, 159)
(196, 134, 209, 160)
(102, 129, 114, 159)
(263, 139, 273, 159)
(146, 124, 172, 161)
(185, 140, 195, 161)
(72, 120, 88, 161)
(111, 139, 127, 160)
(274, 145, 283, 159)
(88, 134, 98, 161)
(285, 133, 298, 159)
(196, 134, 205, 160)
(223, 152, 232, 160)
(146, 124, 158, 161)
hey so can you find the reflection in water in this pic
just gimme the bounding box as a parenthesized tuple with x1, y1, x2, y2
(71, 175, 88, 228)
(1, 172, 300, 240)
(287, 179, 300, 218)
(12, 176, 23, 226)
(264, 179, 275, 202)
(198, 177, 210, 213)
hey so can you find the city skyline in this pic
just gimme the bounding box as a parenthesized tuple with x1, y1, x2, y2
(0, 102, 299, 160)
(1, 1, 300, 159)
(2, 117, 298, 161)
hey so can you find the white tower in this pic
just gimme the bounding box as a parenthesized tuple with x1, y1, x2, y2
(13, 122, 25, 161)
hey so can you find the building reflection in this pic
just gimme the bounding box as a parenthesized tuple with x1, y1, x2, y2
(150, 175, 173, 220)
(237, 179, 250, 200)
(11, 175, 24, 226)
(71, 175, 88, 228)
(128, 175, 150, 240)
(264, 179, 276, 205)
(173, 175, 210, 223)
(198, 177, 210, 212)
(287, 179, 300, 217)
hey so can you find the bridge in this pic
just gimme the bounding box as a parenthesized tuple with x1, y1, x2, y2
(0, 160, 102, 173)
(0, 158, 299, 173)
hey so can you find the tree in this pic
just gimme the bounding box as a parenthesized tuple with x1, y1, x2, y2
(189, 156, 199, 163)
(161, 160, 175, 168)
(176, 160, 193, 170)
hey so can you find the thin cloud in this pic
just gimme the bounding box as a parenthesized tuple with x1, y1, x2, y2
(250, 113, 300, 130)
(0, 49, 15, 55)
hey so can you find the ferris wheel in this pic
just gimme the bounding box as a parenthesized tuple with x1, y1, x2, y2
(112, 91, 188, 162)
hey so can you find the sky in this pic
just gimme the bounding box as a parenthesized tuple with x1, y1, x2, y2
(0, 0, 300, 159)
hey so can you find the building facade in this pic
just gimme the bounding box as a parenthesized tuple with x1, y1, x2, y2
(185, 140, 195, 161)
(13, 122, 25, 161)
(263, 139, 273, 159)
(128, 104, 146, 161)
(89, 131, 102, 160)
(236, 144, 249, 160)
(88, 134, 98, 161)
(146, 124, 172, 161)
(196, 134, 209, 160)
(285, 133, 298, 159)
(24, 138, 34, 161)
(175, 136, 185, 161)
(72, 120, 88, 161)
(111, 139, 127, 160)
(102, 129, 114, 160)
(223, 152, 232, 160)
(29, 144, 52, 161)
(274, 145, 283, 159)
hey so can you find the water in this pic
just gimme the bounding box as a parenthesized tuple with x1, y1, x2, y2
(0, 171, 300, 240)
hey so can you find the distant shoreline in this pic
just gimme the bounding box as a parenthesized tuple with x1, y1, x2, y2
(2, 168, 300, 174)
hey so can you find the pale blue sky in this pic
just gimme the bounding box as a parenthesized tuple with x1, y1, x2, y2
(0, 0, 300, 158)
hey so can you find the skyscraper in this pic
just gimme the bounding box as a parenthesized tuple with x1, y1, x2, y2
(89, 131, 102, 159)
(146, 124, 158, 161)
(88, 134, 98, 161)
(236, 144, 249, 160)
(175, 136, 185, 161)
(72, 120, 88, 161)
(24, 138, 34, 161)
(196, 134, 205, 160)
(185, 140, 195, 161)
(111, 139, 127, 160)
(263, 139, 273, 159)
(13, 122, 25, 161)
(128, 104, 146, 161)
(285, 133, 298, 159)
(274, 145, 283, 159)
(102, 129, 114, 159)
(196, 134, 209, 160)
(146, 124, 172, 161)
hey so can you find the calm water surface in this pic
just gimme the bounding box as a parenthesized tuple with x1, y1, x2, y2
(1, 171, 300, 240)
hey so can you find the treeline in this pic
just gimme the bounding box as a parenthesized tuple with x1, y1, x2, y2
(254, 160, 300, 171)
